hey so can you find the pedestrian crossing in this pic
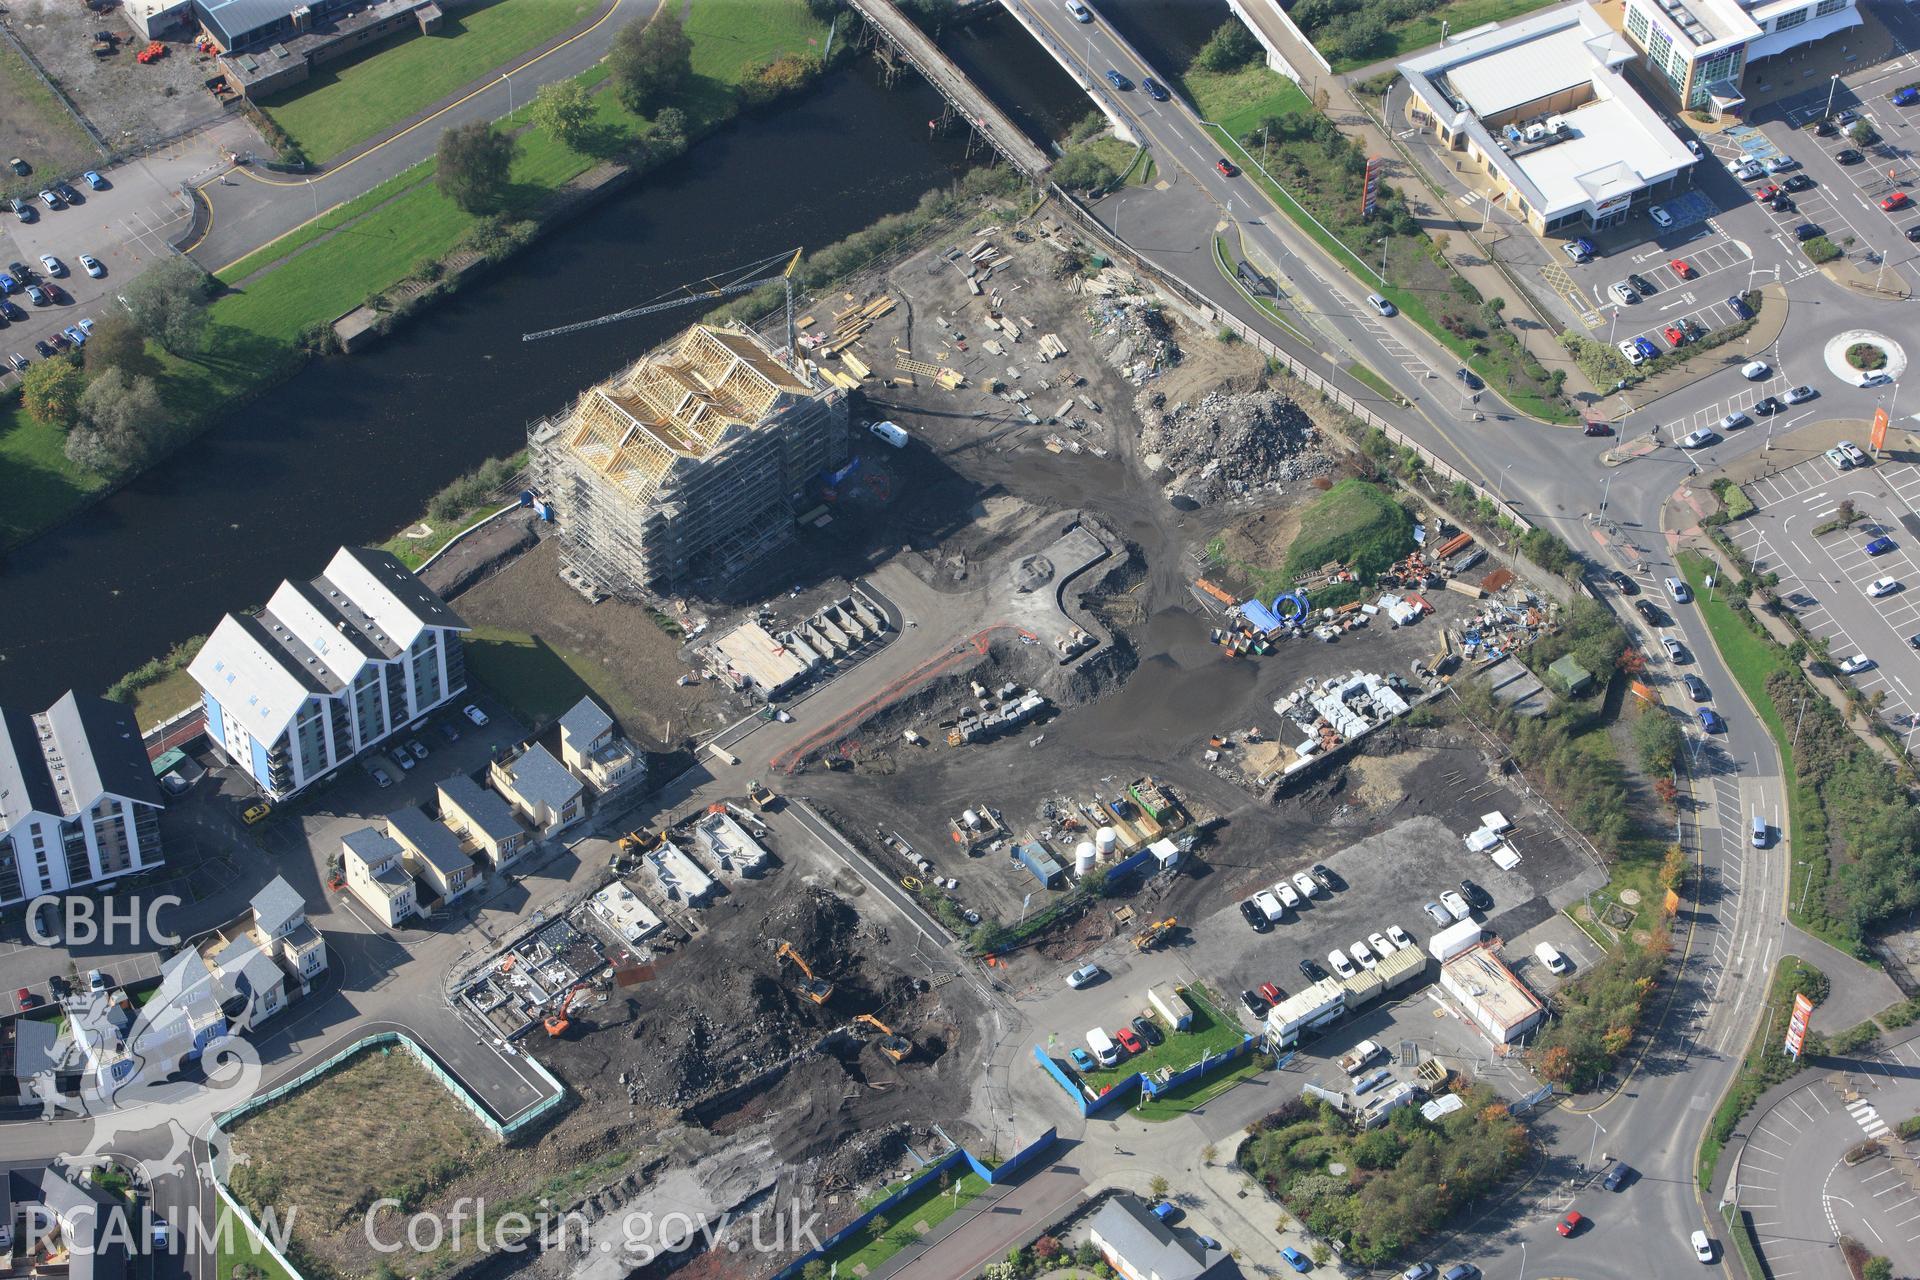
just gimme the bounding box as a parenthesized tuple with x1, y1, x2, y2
(1851, 1097, 1891, 1139)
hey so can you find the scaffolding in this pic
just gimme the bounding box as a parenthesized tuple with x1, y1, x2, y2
(530, 323, 849, 599)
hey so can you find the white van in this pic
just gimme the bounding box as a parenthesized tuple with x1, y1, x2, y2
(869, 420, 910, 448)
(1087, 1027, 1120, 1067)
(1535, 941, 1571, 974)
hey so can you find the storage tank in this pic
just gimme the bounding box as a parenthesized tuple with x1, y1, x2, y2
(1095, 826, 1118, 856)
(1075, 842, 1097, 876)
(962, 809, 980, 830)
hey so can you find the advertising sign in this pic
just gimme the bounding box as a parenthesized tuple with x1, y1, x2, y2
(1785, 991, 1814, 1058)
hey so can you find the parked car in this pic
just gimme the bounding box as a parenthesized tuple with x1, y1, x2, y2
(1240, 899, 1270, 931)
(1536, 941, 1571, 974)
(1827, 446, 1853, 469)
(1328, 949, 1358, 978)
(1754, 182, 1781, 203)
(1367, 930, 1394, 957)
(1753, 395, 1780, 415)
(1299, 957, 1328, 981)
(1240, 989, 1270, 1018)
(1839, 148, 1865, 164)
(1839, 653, 1876, 675)
(1292, 870, 1320, 898)
(1387, 925, 1413, 949)
(1066, 963, 1102, 989)
(1840, 440, 1868, 466)
(406, 739, 428, 760)
(1868, 577, 1900, 597)
(1670, 258, 1695, 278)
(438, 720, 461, 743)
(1679, 428, 1717, 449)
(1312, 863, 1345, 891)
(1726, 294, 1753, 319)
(1423, 900, 1452, 927)
(242, 801, 271, 824)
(1460, 879, 1493, 911)
(393, 751, 414, 771)
(1132, 1015, 1163, 1046)
(1281, 1247, 1312, 1273)
(79, 254, 102, 278)
(1867, 536, 1896, 556)
(1663, 325, 1687, 347)
(37, 189, 58, 209)
(24, 284, 46, 306)
(1401, 1266, 1437, 1280)
(1784, 173, 1816, 191)
(1884, 192, 1912, 211)
(463, 704, 489, 725)
(53, 180, 77, 204)
(370, 767, 392, 788)
(14, 988, 36, 1011)
(1069, 1047, 1095, 1071)
(1719, 411, 1749, 432)
(1649, 204, 1673, 227)
(32, 339, 53, 358)
(1699, 707, 1726, 733)
(1793, 222, 1824, 240)
(86, 969, 108, 992)
(6, 158, 24, 176)
(1114, 1025, 1143, 1054)
(1896, 85, 1920, 105)
(1632, 336, 1658, 361)
(82, 170, 105, 190)
(1557, 1211, 1585, 1237)
(1684, 674, 1709, 701)
(1609, 281, 1636, 306)
(1617, 339, 1646, 366)
(1350, 940, 1378, 971)
(1440, 889, 1472, 920)
(1258, 981, 1283, 1005)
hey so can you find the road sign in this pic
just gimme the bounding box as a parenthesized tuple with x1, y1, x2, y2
(1872, 406, 1890, 453)
(1785, 991, 1814, 1057)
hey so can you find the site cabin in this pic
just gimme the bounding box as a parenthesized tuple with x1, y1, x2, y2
(1148, 982, 1192, 1031)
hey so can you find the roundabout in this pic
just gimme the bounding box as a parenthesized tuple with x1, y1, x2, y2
(1823, 329, 1906, 385)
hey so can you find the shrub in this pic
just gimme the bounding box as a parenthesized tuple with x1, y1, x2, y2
(426, 454, 522, 523)
(1804, 235, 1842, 264)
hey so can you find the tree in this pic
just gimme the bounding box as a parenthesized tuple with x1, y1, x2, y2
(1633, 708, 1685, 775)
(800, 1262, 830, 1280)
(1862, 1256, 1892, 1280)
(67, 368, 165, 478)
(1201, 1143, 1217, 1165)
(1148, 1174, 1169, 1200)
(19, 358, 84, 432)
(436, 122, 515, 214)
(866, 1215, 890, 1246)
(804, 0, 842, 17)
(530, 80, 596, 152)
(83, 311, 157, 377)
(122, 255, 211, 356)
(610, 12, 693, 115)
(1050, 148, 1116, 191)
(1309, 1242, 1332, 1266)
(1196, 20, 1259, 72)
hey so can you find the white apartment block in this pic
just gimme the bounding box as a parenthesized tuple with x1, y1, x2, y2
(189, 546, 469, 799)
(0, 691, 164, 906)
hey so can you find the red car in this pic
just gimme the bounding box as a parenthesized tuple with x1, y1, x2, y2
(1115, 1025, 1144, 1054)
(1670, 259, 1694, 278)
(1557, 1210, 1585, 1237)
(1215, 158, 1239, 177)
(1885, 192, 1912, 211)
(1258, 981, 1283, 1004)
(1663, 325, 1687, 347)
(1755, 183, 1781, 201)
(13, 988, 33, 1011)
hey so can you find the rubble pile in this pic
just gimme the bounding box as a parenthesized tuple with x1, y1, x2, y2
(624, 975, 804, 1107)
(763, 887, 866, 970)
(1138, 387, 1330, 503)
(1084, 287, 1181, 386)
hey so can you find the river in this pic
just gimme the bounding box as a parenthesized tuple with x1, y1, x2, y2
(0, 2, 1228, 710)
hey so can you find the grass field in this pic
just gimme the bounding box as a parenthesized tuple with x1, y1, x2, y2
(1326, 0, 1562, 71)
(216, 1205, 296, 1280)
(1081, 988, 1247, 1091)
(1284, 477, 1415, 580)
(818, 1172, 989, 1276)
(226, 1049, 488, 1233)
(216, 160, 436, 283)
(685, 0, 830, 82)
(127, 667, 202, 730)
(263, 0, 597, 162)
(465, 624, 649, 730)
(0, 38, 101, 204)
(1183, 64, 1314, 140)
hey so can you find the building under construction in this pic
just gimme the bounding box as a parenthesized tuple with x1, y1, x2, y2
(529, 323, 850, 598)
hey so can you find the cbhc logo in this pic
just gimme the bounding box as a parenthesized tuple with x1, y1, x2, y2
(26, 895, 182, 947)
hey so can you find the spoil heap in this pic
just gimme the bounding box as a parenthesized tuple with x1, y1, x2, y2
(1138, 387, 1328, 503)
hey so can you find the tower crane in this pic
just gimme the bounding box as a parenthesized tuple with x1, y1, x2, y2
(520, 248, 805, 367)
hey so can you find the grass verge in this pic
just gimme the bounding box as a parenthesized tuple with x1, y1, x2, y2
(1081, 987, 1246, 1091)
(818, 1172, 989, 1276)
(263, 0, 598, 162)
(216, 160, 436, 283)
(465, 624, 649, 731)
(216, 1204, 296, 1280)
(1323, 0, 1563, 72)
(1134, 1054, 1265, 1120)
(1343, 360, 1403, 404)
(1698, 955, 1826, 1191)
(1182, 64, 1314, 139)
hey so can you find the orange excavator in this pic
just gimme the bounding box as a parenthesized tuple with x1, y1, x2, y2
(777, 941, 833, 1004)
(854, 1014, 912, 1062)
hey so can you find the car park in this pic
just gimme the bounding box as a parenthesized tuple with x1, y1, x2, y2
(1649, 204, 1673, 227)
(1867, 536, 1895, 555)
(1683, 673, 1709, 700)
(1141, 77, 1169, 101)
(1069, 1046, 1095, 1070)
(1679, 428, 1717, 449)
(1839, 148, 1865, 164)
(1104, 69, 1131, 90)
(1557, 1211, 1585, 1237)
(1784, 383, 1816, 403)
(1869, 576, 1900, 597)
(1240, 989, 1270, 1018)
(1067, 963, 1102, 989)
(1440, 889, 1472, 919)
(1699, 707, 1726, 734)
(1840, 440, 1867, 466)
(1329, 949, 1357, 978)
(1215, 157, 1238, 177)
(1628, 272, 1655, 294)
(1670, 258, 1694, 278)
(1784, 173, 1816, 191)
(1719, 411, 1749, 431)
(1115, 1025, 1143, 1054)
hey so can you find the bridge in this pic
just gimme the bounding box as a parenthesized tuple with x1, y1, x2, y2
(840, 0, 1053, 175)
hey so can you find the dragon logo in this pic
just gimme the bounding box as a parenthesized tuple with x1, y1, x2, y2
(33, 975, 264, 1182)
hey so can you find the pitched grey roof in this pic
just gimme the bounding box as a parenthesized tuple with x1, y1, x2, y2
(198, 0, 309, 40)
(1089, 1195, 1225, 1280)
(188, 613, 323, 743)
(38, 1164, 130, 1280)
(437, 775, 523, 843)
(326, 547, 467, 647)
(501, 744, 582, 813)
(0, 691, 160, 830)
(342, 825, 404, 868)
(249, 875, 307, 937)
(388, 806, 471, 877)
(558, 696, 614, 745)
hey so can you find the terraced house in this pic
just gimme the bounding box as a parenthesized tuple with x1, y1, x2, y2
(189, 546, 469, 800)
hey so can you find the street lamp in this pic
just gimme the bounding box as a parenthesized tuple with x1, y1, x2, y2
(1586, 1113, 1607, 1168)
(1826, 73, 1841, 122)
(502, 70, 515, 119)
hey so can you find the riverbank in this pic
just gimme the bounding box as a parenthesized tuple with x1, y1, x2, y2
(0, 0, 842, 553)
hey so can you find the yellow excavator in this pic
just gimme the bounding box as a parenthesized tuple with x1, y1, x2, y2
(854, 1014, 913, 1062)
(777, 941, 834, 1004)
(1132, 917, 1177, 951)
(618, 827, 661, 853)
